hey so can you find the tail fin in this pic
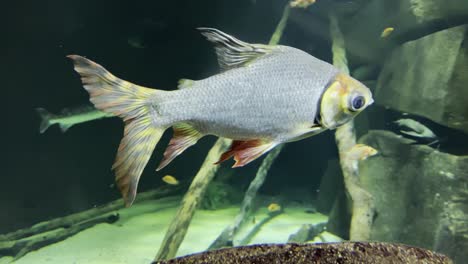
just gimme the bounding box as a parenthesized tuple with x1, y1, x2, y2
(68, 55, 165, 207)
(36, 108, 54, 133)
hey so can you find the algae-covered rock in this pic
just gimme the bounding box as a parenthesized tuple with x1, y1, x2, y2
(358, 130, 468, 262)
(375, 25, 468, 134)
(342, 0, 468, 64)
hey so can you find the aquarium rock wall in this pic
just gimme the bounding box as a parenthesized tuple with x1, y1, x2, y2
(358, 130, 468, 263)
(375, 25, 468, 134)
(322, 0, 468, 263)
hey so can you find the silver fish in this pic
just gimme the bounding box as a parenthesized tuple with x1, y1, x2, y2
(394, 118, 437, 139)
(68, 28, 373, 206)
(36, 105, 112, 133)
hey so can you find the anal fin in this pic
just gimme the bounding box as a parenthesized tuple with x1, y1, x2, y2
(216, 139, 277, 168)
(59, 123, 73, 133)
(156, 123, 203, 171)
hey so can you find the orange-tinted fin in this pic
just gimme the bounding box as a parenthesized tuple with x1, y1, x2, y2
(68, 55, 166, 207)
(156, 123, 203, 171)
(216, 139, 277, 168)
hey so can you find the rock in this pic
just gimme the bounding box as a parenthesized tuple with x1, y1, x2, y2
(154, 242, 453, 264)
(375, 25, 468, 134)
(308, 231, 344, 243)
(358, 130, 468, 262)
(342, 0, 468, 65)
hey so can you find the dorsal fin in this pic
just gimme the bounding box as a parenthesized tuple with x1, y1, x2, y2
(177, 78, 195, 89)
(198, 27, 273, 71)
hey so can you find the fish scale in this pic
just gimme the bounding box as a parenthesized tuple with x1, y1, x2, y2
(157, 46, 338, 141)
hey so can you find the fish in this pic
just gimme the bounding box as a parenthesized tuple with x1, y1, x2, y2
(381, 27, 394, 38)
(162, 175, 179, 185)
(68, 28, 373, 206)
(344, 144, 378, 161)
(267, 203, 282, 212)
(127, 35, 146, 49)
(290, 0, 317, 8)
(36, 105, 113, 133)
(394, 118, 437, 139)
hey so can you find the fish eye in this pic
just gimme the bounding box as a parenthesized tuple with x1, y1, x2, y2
(350, 95, 365, 111)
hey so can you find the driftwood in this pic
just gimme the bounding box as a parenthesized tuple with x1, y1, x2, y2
(0, 186, 181, 260)
(287, 222, 327, 243)
(0, 213, 119, 260)
(0, 186, 179, 242)
(329, 14, 375, 240)
(237, 210, 282, 246)
(154, 138, 231, 261)
(153, 242, 453, 264)
(209, 147, 284, 249)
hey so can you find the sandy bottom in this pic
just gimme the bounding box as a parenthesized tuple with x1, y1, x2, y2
(2, 196, 327, 264)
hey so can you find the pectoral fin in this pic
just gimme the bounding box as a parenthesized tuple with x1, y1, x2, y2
(285, 124, 326, 143)
(216, 139, 277, 168)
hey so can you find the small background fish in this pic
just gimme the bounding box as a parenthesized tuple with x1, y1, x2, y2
(394, 118, 437, 139)
(36, 105, 112, 133)
(344, 144, 378, 161)
(162, 175, 179, 185)
(267, 203, 282, 212)
(381, 27, 394, 38)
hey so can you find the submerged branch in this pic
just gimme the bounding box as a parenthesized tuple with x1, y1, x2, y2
(154, 138, 231, 261)
(208, 146, 284, 250)
(0, 186, 179, 242)
(0, 186, 179, 260)
(329, 14, 375, 240)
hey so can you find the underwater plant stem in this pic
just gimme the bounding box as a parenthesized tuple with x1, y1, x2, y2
(208, 146, 284, 249)
(269, 4, 291, 45)
(329, 14, 375, 241)
(154, 138, 231, 261)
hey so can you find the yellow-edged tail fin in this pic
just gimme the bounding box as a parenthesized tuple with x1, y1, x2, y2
(68, 55, 164, 207)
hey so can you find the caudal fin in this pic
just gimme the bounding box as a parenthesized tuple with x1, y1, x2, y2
(36, 108, 54, 133)
(68, 55, 165, 207)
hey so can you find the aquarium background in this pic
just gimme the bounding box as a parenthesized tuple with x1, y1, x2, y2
(2, 0, 468, 263)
